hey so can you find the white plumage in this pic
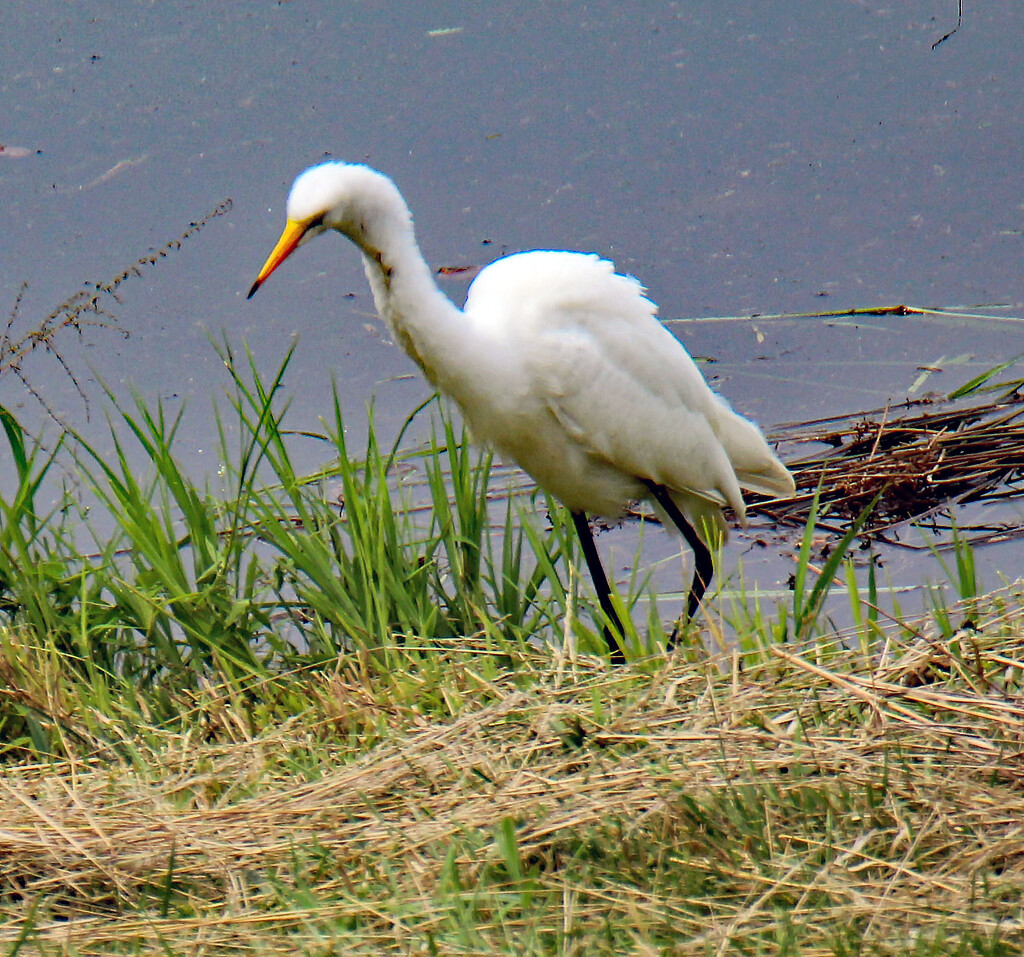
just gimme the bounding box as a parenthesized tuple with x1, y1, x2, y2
(249, 161, 795, 661)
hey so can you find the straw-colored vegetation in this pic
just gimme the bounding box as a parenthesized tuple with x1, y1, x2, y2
(3, 609, 1024, 955)
(3, 246, 1024, 953)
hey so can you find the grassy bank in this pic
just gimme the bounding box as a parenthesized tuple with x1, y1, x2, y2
(2, 340, 1023, 953)
(3, 612, 1024, 954)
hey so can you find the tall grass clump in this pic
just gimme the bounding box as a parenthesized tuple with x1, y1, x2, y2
(1, 339, 619, 754)
(211, 340, 598, 661)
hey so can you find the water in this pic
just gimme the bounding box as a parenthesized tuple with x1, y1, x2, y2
(2, 1, 1023, 618)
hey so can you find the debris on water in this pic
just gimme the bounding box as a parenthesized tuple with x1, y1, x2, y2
(0, 145, 37, 159)
(750, 388, 1024, 546)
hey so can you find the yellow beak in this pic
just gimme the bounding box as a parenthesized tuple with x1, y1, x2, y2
(247, 219, 308, 299)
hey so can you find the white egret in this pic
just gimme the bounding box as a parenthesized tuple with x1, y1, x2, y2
(248, 161, 795, 662)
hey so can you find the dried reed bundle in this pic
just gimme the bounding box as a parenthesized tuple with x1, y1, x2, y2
(753, 392, 1024, 544)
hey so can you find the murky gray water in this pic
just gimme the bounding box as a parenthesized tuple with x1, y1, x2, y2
(3, 2, 1023, 618)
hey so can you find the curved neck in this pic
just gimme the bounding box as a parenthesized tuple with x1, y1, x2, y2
(357, 227, 469, 393)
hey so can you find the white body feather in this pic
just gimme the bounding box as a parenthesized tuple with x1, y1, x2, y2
(261, 162, 795, 543)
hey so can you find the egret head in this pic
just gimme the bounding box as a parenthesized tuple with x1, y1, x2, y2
(248, 161, 409, 298)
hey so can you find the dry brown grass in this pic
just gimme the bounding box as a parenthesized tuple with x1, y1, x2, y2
(3, 587, 1024, 954)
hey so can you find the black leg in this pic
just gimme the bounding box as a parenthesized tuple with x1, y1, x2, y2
(640, 480, 713, 642)
(571, 511, 626, 664)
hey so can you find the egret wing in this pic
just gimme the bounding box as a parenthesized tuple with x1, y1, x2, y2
(465, 250, 793, 514)
(527, 319, 747, 515)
